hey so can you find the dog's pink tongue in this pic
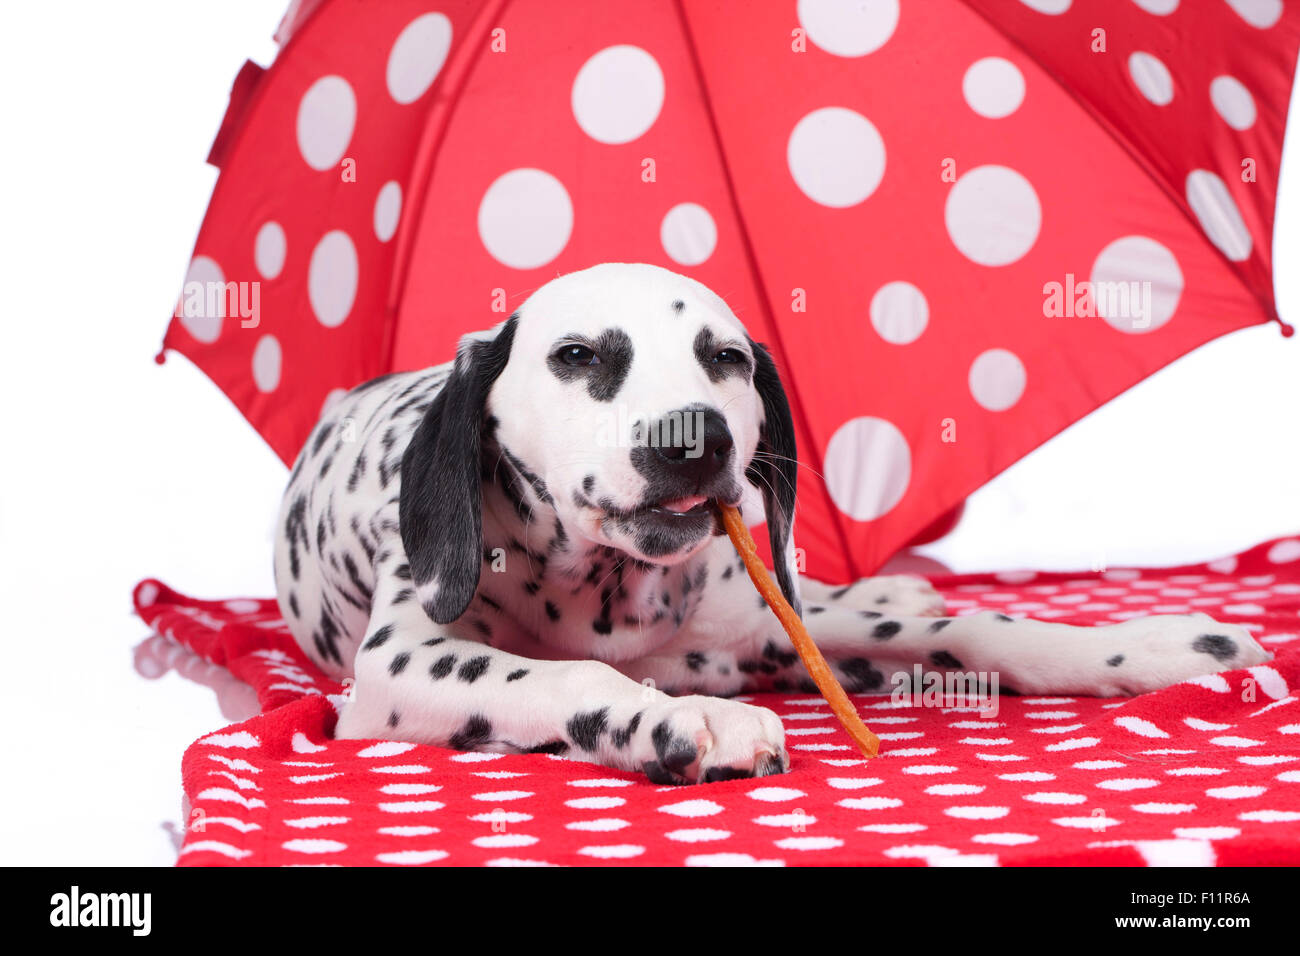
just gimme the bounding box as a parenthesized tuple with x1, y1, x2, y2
(660, 494, 707, 514)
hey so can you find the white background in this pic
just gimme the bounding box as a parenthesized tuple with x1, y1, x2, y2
(0, 2, 1296, 865)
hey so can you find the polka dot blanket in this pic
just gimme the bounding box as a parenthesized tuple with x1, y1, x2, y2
(134, 536, 1300, 866)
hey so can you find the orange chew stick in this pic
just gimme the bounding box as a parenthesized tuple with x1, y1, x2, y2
(718, 503, 880, 760)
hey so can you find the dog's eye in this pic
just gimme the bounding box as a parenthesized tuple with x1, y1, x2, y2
(712, 349, 743, 365)
(558, 345, 600, 367)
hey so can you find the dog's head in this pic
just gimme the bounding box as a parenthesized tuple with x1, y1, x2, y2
(400, 263, 799, 623)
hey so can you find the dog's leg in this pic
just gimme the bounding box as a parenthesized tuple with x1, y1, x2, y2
(772, 604, 1271, 697)
(799, 575, 947, 618)
(334, 551, 789, 783)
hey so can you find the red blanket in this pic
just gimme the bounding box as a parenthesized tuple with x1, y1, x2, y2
(135, 537, 1300, 866)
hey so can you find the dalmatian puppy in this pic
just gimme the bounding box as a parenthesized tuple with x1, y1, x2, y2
(274, 263, 1269, 784)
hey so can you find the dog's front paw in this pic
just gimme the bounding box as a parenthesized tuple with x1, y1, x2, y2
(632, 695, 788, 784)
(1089, 615, 1271, 696)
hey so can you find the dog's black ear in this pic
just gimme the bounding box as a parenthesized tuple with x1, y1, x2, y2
(746, 338, 802, 616)
(400, 318, 517, 624)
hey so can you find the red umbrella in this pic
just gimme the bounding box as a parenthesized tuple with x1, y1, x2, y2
(162, 0, 1300, 583)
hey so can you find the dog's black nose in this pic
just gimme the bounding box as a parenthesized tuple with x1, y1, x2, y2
(645, 406, 734, 487)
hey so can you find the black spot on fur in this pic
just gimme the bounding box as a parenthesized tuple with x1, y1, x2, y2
(429, 654, 456, 680)
(685, 651, 707, 671)
(930, 650, 963, 669)
(506, 669, 529, 681)
(526, 740, 569, 755)
(612, 711, 643, 749)
(547, 327, 634, 402)
(449, 714, 493, 750)
(568, 708, 610, 751)
(859, 610, 882, 619)
(872, 620, 902, 640)
(928, 619, 951, 632)
(387, 711, 400, 729)
(1192, 634, 1237, 662)
(994, 613, 1014, 622)
(457, 656, 490, 683)
(363, 623, 394, 651)
(421, 636, 446, 647)
(544, 600, 561, 622)
(389, 652, 410, 676)
(1106, 654, 1124, 667)
(652, 720, 697, 776)
(841, 658, 884, 692)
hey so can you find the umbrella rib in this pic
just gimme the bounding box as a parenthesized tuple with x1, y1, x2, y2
(956, 0, 1282, 327)
(671, 0, 862, 581)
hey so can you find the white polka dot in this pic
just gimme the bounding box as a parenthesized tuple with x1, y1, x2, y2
(660, 203, 716, 266)
(1128, 52, 1174, 106)
(321, 388, 347, 415)
(658, 799, 723, 817)
(665, 828, 731, 842)
(1096, 778, 1160, 791)
(296, 76, 355, 171)
(1186, 169, 1253, 261)
(252, 335, 282, 393)
(386, 13, 452, 104)
(1174, 827, 1239, 840)
(577, 844, 645, 859)
(962, 57, 1025, 119)
(838, 796, 904, 810)
(564, 818, 629, 832)
(945, 165, 1041, 266)
(307, 230, 358, 328)
(1019, 0, 1071, 11)
(1210, 75, 1257, 130)
(685, 852, 783, 867)
(971, 832, 1038, 845)
(824, 416, 911, 521)
(1023, 792, 1087, 805)
(478, 168, 573, 269)
(179, 256, 225, 343)
(796, 0, 898, 57)
(775, 836, 843, 850)
(1207, 785, 1266, 799)
(571, 45, 663, 144)
(968, 349, 1026, 412)
(1224, 0, 1283, 29)
(374, 181, 402, 243)
(1132, 802, 1197, 814)
(1267, 539, 1300, 563)
(826, 777, 883, 790)
(870, 281, 928, 344)
(1115, 716, 1170, 738)
(254, 222, 286, 279)
(1131, 0, 1179, 12)
(746, 787, 806, 802)
(469, 790, 532, 801)
(137, 582, 159, 607)
(1240, 809, 1300, 822)
(282, 838, 346, 854)
(1090, 235, 1184, 333)
(944, 806, 1009, 819)
(564, 796, 625, 809)
(787, 107, 886, 208)
(858, 823, 926, 833)
(376, 849, 449, 864)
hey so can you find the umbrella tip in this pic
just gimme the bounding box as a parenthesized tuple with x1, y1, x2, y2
(1277, 319, 1295, 338)
(154, 348, 167, 365)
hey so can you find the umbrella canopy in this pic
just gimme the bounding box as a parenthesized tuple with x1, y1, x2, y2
(163, 0, 1300, 583)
